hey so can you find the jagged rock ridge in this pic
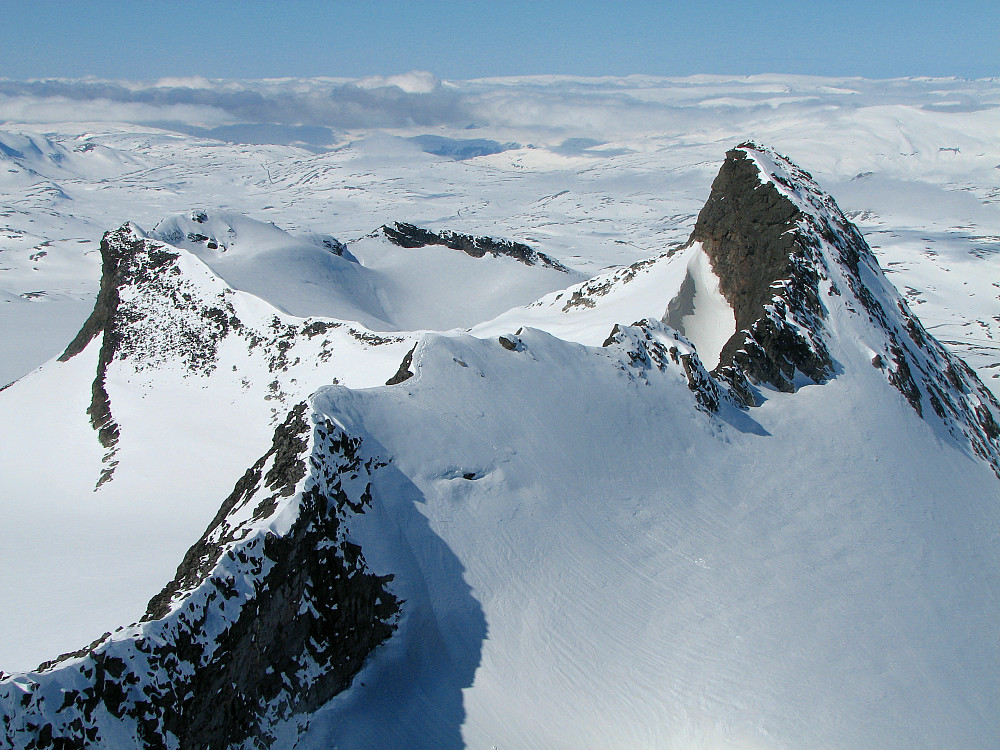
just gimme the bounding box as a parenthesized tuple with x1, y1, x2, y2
(687, 144, 831, 392)
(0, 403, 400, 750)
(601, 320, 724, 414)
(54, 222, 408, 487)
(380, 221, 569, 271)
(3, 143, 1000, 749)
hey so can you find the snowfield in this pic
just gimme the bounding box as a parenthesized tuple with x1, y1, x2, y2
(1, 75, 999, 749)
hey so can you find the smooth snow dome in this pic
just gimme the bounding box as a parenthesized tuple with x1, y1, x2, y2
(151, 210, 389, 327)
(664, 243, 736, 370)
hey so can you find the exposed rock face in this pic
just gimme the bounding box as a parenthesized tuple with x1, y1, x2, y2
(602, 320, 723, 414)
(691, 142, 1000, 475)
(57, 224, 184, 486)
(53, 222, 407, 488)
(381, 221, 569, 271)
(688, 145, 832, 393)
(5, 143, 1000, 750)
(385, 344, 417, 385)
(0, 403, 400, 749)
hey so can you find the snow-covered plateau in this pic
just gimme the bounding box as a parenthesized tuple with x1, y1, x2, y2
(1, 74, 1000, 749)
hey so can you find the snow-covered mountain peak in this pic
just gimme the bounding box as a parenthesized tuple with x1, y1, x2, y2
(151, 210, 347, 259)
(476, 141, 1000, 475)
(688, 142, 1000, 474)
(52, 219, 412, 488)
(682, 141, 836, 395)
(0, 128, 138, 184)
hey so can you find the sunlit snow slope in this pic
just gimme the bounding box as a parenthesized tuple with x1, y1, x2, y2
(2, 144, 998, 750)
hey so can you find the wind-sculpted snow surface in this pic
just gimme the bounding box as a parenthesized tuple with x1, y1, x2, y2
(2, 144, 1000, 750)
(288, 323, 1000, 750)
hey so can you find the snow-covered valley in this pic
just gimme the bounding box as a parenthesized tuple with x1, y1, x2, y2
(1, 75, 1000, 749)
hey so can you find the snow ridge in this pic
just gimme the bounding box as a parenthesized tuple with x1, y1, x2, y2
(0, 403, 399, 750)
(56, 221, 410, 487)
(2, 143, 1000, 749)
(379, 221, 570, 271)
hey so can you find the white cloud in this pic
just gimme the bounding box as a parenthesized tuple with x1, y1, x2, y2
(0, 74, 996, 152)
(356, 70, 441, 94)
(0, 94, 230, 126)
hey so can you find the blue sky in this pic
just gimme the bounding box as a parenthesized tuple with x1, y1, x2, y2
(3, 1, 998, 81)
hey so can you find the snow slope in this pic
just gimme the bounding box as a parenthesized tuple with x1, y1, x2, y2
(0, 223, 413, 670)
(148, 211, 579, 332)
(2, 144, 999, 750)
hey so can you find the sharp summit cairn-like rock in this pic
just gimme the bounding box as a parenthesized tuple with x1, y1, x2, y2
(2, 144, 999, 750)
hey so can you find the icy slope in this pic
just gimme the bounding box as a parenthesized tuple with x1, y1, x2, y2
(2, 144, 999, 750)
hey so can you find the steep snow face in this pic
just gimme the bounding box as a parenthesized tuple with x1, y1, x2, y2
(663, 242, 736, 370)
(7, 320, 999, 750)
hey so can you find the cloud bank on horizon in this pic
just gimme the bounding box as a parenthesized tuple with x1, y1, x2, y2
(2, 73, 999, 146)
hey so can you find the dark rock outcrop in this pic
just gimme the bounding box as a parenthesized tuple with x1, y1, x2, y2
(603, 320, 723, 414)
(54, 222, 407, 488)
(687, 145, 832, 395)
(57, 224, 178, 486)
(0, 404, 400, 749)
(380, 221, 569, 271)
(386, 344, 417, 385)
(686, 142, 1000, 475)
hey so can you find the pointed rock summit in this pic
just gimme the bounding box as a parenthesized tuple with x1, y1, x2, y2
(670, 142, 1000, 474)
